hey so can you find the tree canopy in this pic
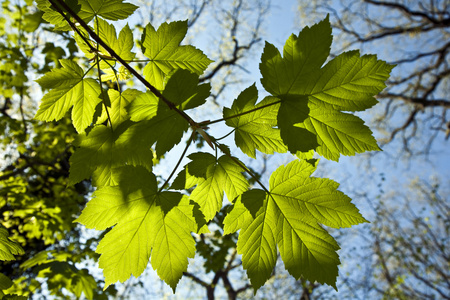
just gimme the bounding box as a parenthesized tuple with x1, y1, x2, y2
(0, 0, 404, 299)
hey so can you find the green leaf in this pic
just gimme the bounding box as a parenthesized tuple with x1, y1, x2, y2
(260, 16, 332, 96)
(126, 90, 160, 122)
(162, 69, 211, 110)
(94, 18, 136, 69)
(101, 66, 132, 82)
(36, 0, 137, 31)
(224, 159, 368, 291)
(128, 69, 210, 121)
(223, 84, 287, 158)
(0, 226, 24, 261)
(305, 51, 394, 111)
(223, 189, 265, 235)
(69, 123, 153, 187)
(259, 17, 393, 160)
(79, 0, 138, 21)
(173, 153, 249, 221)
(77, 167, 197, 291)
(35, 59, 102, 133)
(70, 269, 97, 300)
(269, 160, 368, 228)
(150, 192, 197, 291)
(299, 102, 381, 161)
(74, 18, 135, 70)
(141, 20, 213, 89)
(35, 59, 84, 90)
(277, 94, 318, 154)
(232, 188, 278, 291)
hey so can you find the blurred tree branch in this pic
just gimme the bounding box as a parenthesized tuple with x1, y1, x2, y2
(338, 179, 450, 299)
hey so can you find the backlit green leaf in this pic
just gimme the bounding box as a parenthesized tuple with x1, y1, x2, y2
(78, 0, 138, 21)
(260, 16, 331, 96)
(299, 102, 381, 161)
(305, 51, 393, 111)
(108, 89, 141, 126)
(259, 16, 393, 160)
(36, 0, 92, 31)
(35, 59, 102, 133)
(223, 84, 287, 158)
(77, 167, 197, 291)
(141, 20, 213, 90)
(94, 18, 136, 69)
(224, 159, 368, 290)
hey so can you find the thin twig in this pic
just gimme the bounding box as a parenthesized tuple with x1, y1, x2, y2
(158, 131, 196, 193)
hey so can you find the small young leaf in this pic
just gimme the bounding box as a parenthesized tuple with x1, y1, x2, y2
(101, 66, 132, 82)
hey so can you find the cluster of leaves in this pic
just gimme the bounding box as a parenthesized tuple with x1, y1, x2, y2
(0, 1, 117, 299)
(2, 0, 394, 296)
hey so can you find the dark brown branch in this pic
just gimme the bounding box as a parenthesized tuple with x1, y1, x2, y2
(364, 0, 450, 25)
(391, 41, 450, 64)
(379, 93, 450, 109)
(200, 33, 260, 83)
(200, 0, 266, 82)
(385, 108, 418, 143)
(182, 272, 210, 288)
